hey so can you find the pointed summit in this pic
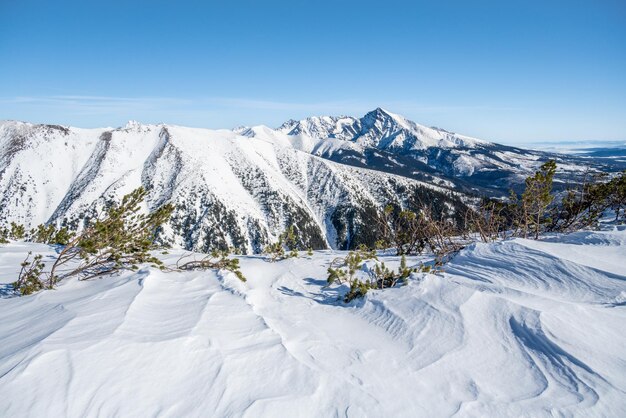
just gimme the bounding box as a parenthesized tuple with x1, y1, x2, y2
(361, 107, 399, 125)
(277, 108, 486, 150)
(367, 107, 392, 116)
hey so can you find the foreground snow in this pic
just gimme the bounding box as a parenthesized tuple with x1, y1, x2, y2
(1, 228, 625, 417)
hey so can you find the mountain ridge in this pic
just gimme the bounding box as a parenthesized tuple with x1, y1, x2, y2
(276, 107, 487, 150)
(1, 110, 623, 253)
(0, 118, 469, 253)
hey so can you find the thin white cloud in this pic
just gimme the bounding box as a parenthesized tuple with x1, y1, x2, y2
(0, 95, 502, 114)
(0, 95, 526, 139)
(5, 95, 188, 108)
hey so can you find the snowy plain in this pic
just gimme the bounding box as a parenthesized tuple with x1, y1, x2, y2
(0, 227, 625, 417)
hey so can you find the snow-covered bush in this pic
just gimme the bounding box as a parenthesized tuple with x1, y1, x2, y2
(327, 247, 417, 303)
(264, 225, 300, 261)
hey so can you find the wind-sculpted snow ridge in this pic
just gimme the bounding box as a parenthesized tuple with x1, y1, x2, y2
(0, 227, 625, 416)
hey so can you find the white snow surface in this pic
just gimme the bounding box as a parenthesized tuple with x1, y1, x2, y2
(277, 108, 487, 151)
(1, 227, 625, 417)
(0, 120, 462, 254)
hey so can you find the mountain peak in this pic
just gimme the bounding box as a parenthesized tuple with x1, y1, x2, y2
(276, 108, 487, 150)
(369, 106, 391, 116)
(361, 107, 407, 127)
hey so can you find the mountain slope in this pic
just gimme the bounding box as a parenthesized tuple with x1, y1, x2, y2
(279, 107, 486, 150)
(0, 121, 469, 253)
(2, 109, 621, 253)
(274, 108, 622, 196)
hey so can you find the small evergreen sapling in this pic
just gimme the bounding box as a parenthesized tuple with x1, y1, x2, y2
(264, 225, 300, 261)
(366, 255, 415, 289)
(9, 222, 25, 240)
(326, 245, 377, 286)
(326, 246, 416, 303)
(12, 252, 46, 295)
(344, 279, 372, 303)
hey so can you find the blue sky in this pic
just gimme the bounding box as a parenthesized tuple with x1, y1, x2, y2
(1, 0, 625, 144)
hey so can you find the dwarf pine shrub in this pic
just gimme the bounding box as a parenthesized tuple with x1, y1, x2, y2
(12, 187, 174, 295)
(176, 248, 247, 282)
(264, 225, 300, 261)
(9, 222, 25, 240)
(12, 252, 46, 295)
(326, 246, 416, 303)
(519, 160, 557, 239)
(29, 224, 74, 245)
(549, 170, 626, 231)
(48, 187, 174, 284)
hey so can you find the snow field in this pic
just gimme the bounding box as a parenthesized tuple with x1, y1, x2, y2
(0, 228, 625, 416)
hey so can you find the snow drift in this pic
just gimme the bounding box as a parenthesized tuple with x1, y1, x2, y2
(0, 227, 624, 416)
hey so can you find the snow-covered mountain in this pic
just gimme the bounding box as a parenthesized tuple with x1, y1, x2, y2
(272, 108, 624, 195)
(1, 109, 622, 253)
(278, 107, 485, 150)
(0, 120, 468, 253)
(2, 112, 626, 415)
